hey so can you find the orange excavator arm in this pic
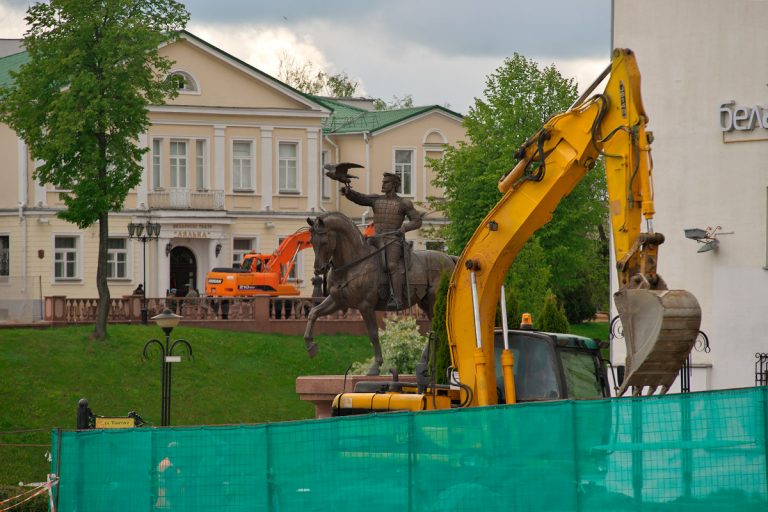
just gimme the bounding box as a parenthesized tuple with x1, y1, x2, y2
(266, 228, 313, 283)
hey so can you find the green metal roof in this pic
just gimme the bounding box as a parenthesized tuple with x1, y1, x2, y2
(312, 96, 463, 134)
(0, 51, 29, 89)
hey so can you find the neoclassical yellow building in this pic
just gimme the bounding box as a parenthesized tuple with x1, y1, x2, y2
(0, 31, 465, 321)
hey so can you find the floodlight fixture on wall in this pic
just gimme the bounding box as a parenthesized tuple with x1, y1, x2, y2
(684, 226, 724, 253)
(697, 240, 720, 253)
(684, 228, 709, 240)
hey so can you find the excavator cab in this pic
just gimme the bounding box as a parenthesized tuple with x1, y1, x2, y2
(493, 329, 609, 403)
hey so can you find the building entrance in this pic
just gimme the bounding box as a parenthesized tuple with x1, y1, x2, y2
(169, 246, 197, 294)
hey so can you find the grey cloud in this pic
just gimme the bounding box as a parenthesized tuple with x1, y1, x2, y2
(185, 0, 611, 60)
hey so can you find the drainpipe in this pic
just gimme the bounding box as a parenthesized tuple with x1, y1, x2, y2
(18, 138, 28, 295)
(19, 202, 26, 294)
(324, 135, 340, 211)
(364, 132, 371, 194)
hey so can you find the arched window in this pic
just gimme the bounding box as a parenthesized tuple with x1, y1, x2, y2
(168, 71, 199, 93)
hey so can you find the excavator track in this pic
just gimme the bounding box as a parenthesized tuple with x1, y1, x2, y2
(614, 288, 702, 396)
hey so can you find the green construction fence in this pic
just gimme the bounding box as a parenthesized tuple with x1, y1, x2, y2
(51, 386, 768, 511)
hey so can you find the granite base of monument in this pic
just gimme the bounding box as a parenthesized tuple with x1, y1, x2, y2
(296, 374, 417, 419)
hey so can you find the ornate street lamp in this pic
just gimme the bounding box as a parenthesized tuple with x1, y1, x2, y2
(144, 309, 192, 427)
(128, 220, 161, 324)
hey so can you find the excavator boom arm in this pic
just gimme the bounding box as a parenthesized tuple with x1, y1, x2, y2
(447, 49, 700, 406)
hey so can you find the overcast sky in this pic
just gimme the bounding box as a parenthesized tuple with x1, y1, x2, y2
(0, 0, 613, 113)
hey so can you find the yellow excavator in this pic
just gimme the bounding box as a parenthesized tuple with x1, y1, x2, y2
(331, 49, 701, 415)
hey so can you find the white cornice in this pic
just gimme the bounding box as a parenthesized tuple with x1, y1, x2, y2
(150, 120, 322, 131)
(149, 105, 328, 119)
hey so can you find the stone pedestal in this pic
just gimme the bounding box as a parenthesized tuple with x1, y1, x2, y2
(296, 374, 417, 419)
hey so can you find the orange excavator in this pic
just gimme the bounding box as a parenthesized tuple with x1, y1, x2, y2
(206, 229, 312, 297)
(206, 224, 375, 297)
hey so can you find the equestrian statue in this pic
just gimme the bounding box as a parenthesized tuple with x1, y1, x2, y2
(303, 163, 456, 375)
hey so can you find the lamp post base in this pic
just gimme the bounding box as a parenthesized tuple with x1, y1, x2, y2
(141, 308, 148, 325)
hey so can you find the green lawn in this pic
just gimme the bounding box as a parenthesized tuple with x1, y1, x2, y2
(0, 324, 371, 485)
(0, 321, 609, 486)
(570, 321, 609, 342)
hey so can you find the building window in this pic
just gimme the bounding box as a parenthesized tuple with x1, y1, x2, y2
(170, 140, 187, 188)
(196, 140, 208, 191)
(394, 149, 414, 196)
(107, 238, 128, 279)
(278, 142, 299, 194)
(152, 139, 162, 190)
(321, 150, 331, 199)
(168, 71, 198, 93)
(233, 141, 254, 191)
(54, 236, 79, 280)
(278, 236, 300, 280)
(0, 235, 8, 278)
(232, 238, 256, 267)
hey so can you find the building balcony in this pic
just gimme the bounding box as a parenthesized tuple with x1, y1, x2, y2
(148, 188, 225, 210)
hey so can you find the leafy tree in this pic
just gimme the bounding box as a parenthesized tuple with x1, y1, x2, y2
(0, 0, 189, 340)
(277, 52, 359, 97)
(432, 271, 451, 384)
(535, 290, 570, 333)
(430, 53, 608, 322)
(373, 94, 414, 110)
(505, 238, 552, 319)
(505, 286, 520, 328)
(325, 72, 358, 97)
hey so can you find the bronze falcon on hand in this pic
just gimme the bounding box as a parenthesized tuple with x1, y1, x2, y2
(323, 162, 363, 185)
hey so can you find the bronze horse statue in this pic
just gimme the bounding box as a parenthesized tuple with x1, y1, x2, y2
(304, 212, 456, 375)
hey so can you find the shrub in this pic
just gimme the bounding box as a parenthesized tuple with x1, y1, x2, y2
(432, 271, 452, 384)
(535, 290, 570, 333)
(351, 316, 427, 375)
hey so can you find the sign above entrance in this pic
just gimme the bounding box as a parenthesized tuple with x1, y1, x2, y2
(171, 223, 214, 238)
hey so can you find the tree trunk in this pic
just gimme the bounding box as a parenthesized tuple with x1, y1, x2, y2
(92, 211, 111, 340)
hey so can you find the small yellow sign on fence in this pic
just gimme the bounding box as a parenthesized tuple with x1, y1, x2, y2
(95, 417, 135, 429)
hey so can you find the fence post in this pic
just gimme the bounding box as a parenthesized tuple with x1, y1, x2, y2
(571, 401, 581, 510)
(408, 412, 414, 512)
(762, 387, 768, 497)
(76, 398, 92, 429)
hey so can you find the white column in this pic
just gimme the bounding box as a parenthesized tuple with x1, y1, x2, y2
(156, 237, 172, 297)
(33, 160, 46, 207)
(17, 138, 27, 207)
(137, 132, 148, 209)
(306, 128, 319, 212)
(208, 238, 220, 273)
(214, 125, 226, 192)
(261, 127, 274, 210)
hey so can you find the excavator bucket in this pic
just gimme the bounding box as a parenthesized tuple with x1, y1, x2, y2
(614, 288, 701, 396)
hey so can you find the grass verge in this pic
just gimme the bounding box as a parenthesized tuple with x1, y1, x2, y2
(0, 324, 371, 485)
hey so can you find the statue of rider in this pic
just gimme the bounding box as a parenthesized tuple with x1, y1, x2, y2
(341, 172, 422, 307)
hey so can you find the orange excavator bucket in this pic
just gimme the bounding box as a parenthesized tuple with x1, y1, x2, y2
(614, 287, 701, 396)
